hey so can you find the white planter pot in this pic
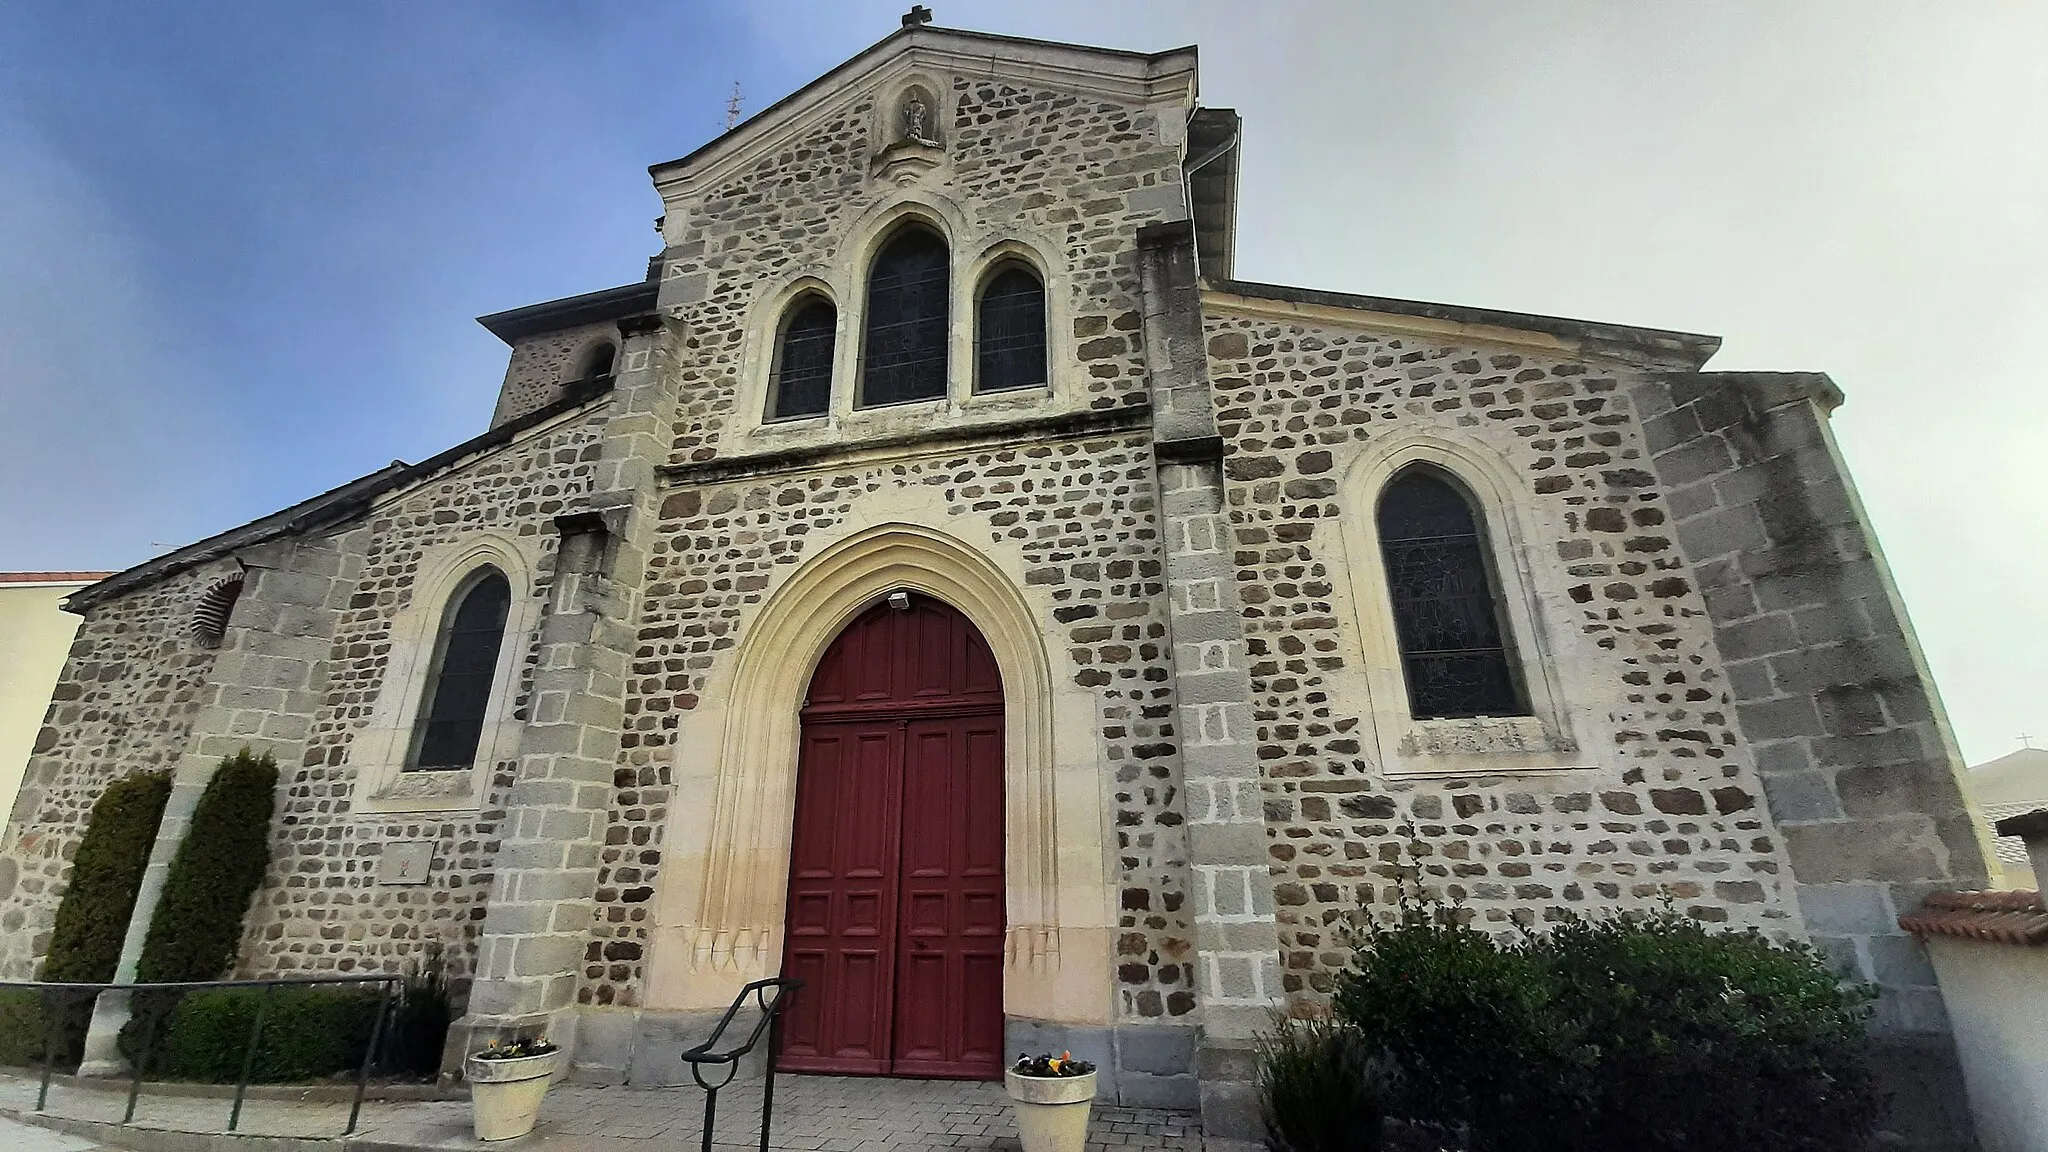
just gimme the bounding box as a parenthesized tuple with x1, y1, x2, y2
(465, 1051, 560, 1141)
(1004, 1068, 1097, 1152)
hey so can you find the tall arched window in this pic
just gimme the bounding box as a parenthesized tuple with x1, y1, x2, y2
(767, 296, 837, 420)
(860, 226, 949, 407)
(1376, 466, 1527, 720)
(410, 568, 512, 770)
(976, 263, 1046, 392)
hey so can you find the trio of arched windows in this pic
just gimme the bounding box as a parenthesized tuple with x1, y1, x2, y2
(766, 224, 1047, 421)
(393, 465, 1525, 774)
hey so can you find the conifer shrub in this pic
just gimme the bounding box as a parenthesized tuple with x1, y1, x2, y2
(123, 748, 278, 1066)
(40, 772, 174, 983)
(135, 748, 278, 984)
(1334, 894, 1881, 1152)
(30, 771, 173, 1067)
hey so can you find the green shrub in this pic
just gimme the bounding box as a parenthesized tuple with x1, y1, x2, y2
(1255, 1012, 1384, 1152)
(380, 944, 453, 1078)
(41, 772, 173, 983)
(147, 987, 383, 1083)
(0, 988, 46, 1066)
(32, 771, 173, 1067)
(1335, 896, 1880, 1152)
(136, 748, 278, 985)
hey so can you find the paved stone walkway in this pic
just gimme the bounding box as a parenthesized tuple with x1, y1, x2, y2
(0, 1112, 119, 1152)
(0, 1072, 1206, 1152)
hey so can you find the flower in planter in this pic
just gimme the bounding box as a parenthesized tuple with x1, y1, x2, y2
(1013, 1050, 1094, 1077)
(474, 1035, 559, 1060)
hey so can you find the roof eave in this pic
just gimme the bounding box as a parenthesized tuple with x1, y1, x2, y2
(476, 281, 659, 345)
(67, 376, 618, 613)
(1206, 278, 1722, 370)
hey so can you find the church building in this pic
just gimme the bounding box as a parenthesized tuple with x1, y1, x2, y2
(0, 16, 1990, 1146)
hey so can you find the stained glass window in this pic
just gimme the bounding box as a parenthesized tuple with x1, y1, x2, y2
(976, 264, 1046, 392)
(860, 227, 949, 406)
(411, 569, 511, 770)
(1376, 467, 1526, 719)
(769, 297, 836, 420)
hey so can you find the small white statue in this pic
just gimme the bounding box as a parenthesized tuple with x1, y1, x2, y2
(902, 90, 937, 146)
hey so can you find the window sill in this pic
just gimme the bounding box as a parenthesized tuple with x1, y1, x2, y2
(1380, 716, 1590, 781)
(353, 767, 482, 815)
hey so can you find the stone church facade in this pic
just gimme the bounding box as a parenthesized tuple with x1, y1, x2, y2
(0, 21, 1991, 1147)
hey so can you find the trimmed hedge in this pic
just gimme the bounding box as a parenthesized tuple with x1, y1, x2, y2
(136, 748, 277, 984)
(149, 987, 382, 1083)
(41, 772, 173, 983)
(30, 771, 173, 1067)
(0, 988, 45, 1066)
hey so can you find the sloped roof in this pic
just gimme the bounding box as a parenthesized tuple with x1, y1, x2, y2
(66, 377, 614, 613)
(1901, 889, 2048, 947)
(0, 572, 116, 584)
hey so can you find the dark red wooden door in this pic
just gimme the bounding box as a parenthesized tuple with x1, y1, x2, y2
(776, 595, 1006, 1080)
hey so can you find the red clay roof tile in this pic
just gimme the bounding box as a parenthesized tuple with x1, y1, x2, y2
(1899, 889, 2048, 947)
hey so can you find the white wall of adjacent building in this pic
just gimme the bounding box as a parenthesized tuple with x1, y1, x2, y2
(0, 578, 99, 818)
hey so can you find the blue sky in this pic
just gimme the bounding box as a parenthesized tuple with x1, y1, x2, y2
(2, 1, 2043, 765)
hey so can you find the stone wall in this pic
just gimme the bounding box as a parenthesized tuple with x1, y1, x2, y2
(0, 565, 230, 979)
(1634, 369, 1986, 1151)
(239, 410, 609, 988)
(492, 322, 618, 429)
(1199, 302, 1801, 1004)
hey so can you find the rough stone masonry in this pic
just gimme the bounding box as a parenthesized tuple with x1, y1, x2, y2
(0, 20, 1990, 1151)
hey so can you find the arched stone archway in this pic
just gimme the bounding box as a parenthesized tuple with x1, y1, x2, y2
(645, 522, 1112, 1030)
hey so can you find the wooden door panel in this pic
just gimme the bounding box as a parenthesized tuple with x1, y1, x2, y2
(777, 720, 901, 1075)
(892, 713, 1006, 1079)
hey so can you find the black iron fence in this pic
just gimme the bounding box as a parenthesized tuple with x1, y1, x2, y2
(1, 975, 402, 1136)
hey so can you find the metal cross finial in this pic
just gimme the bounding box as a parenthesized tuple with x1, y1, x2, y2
(2023, 733, 2036, 749)
(902, 5, 934, 27)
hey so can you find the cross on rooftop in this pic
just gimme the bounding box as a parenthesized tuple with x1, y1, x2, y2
(902, 5, 934, 27)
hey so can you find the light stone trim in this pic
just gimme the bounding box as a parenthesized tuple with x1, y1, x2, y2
(1332, 433, 1592, 778)
(647, 517, 1113, 1025)
(350, 533, 546, 815)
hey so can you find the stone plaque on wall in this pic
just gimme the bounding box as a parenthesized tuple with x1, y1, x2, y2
(376, 840, 435, 885)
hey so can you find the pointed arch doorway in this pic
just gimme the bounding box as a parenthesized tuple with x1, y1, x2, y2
(775, 592, 1007, 1080)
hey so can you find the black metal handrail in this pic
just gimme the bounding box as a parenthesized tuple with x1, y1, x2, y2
(3, 975, 401, 1136)
(677, 977, 801, 1152)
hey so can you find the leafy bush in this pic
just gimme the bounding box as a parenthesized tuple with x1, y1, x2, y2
(1335, 896, 1880, 1152)
(136, 748, 278, 984)
(32, 771, 173, 1067)
(146, 987, 383, 1083)
(1255, 1012, 1384, 1152)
